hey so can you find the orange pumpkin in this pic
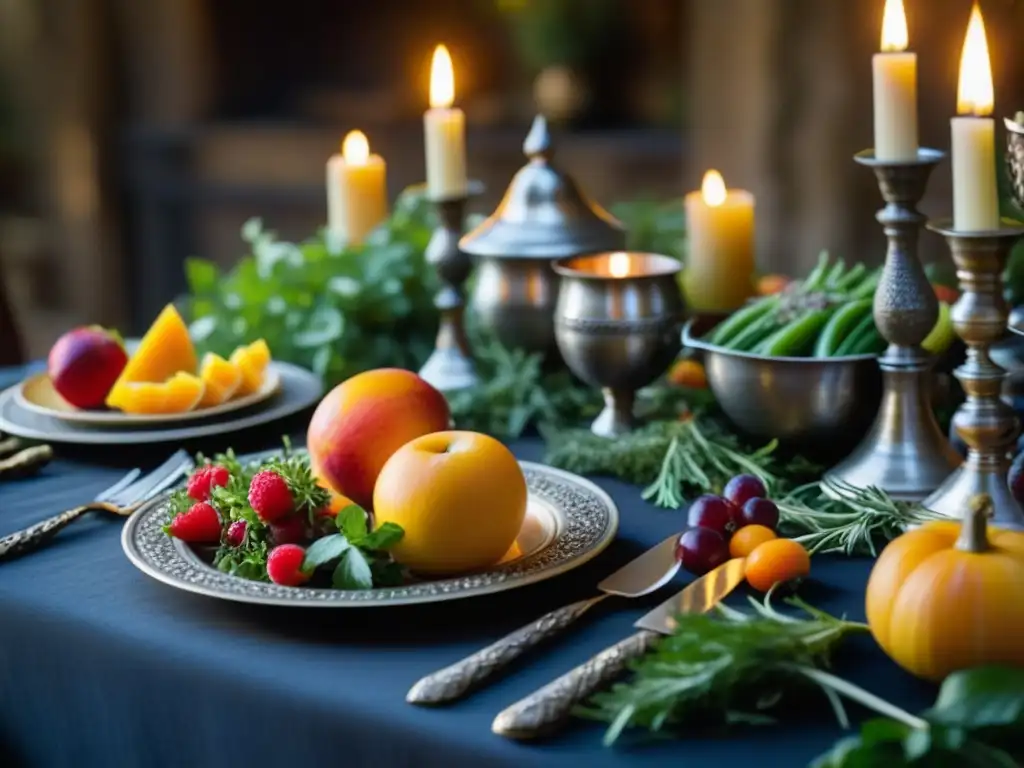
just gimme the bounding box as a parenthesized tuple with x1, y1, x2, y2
(865, 494, 1024, 681)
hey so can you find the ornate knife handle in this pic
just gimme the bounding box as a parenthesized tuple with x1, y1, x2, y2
(406, 595, 606, 705)
(491, 629, 660, 740)
(0, 505, 107, 561)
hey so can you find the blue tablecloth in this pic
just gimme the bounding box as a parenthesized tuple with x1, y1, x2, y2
(0, 365, 938, 768)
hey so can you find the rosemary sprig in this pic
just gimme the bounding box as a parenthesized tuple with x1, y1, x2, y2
(777, 476, 947, 556)
(577, 591, 870, 745)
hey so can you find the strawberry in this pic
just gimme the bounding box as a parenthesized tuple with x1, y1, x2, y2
(225, 520, 247, 548)
(269, 515, 308, 546)
(187, 465, 232, 502)
(248, 470, 293, 522)
(168, 502, 222, 543)
(266, 544, 310, 586)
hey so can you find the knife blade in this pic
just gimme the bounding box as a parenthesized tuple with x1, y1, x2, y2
(406, 534, 682, 705)
(491, 557, 747, 740)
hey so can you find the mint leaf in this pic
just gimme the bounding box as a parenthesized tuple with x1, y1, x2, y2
(332, 547, 373, 589)
(928, 666, 1024, 731)
(303, 534, 350, 569)
(335, 505, 368, 541)
(359, 522, 404, 551)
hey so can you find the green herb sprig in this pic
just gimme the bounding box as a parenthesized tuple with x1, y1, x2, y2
(777, 477, 947, 557)
(302, 505, 405, 589)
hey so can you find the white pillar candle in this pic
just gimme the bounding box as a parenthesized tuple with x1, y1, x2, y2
(424, 45, 468, 200)
(951, 4, 999, 232)
(683, 170, 756, 312)
(326, 130, 388, 246)
(872, 0, 918, 161)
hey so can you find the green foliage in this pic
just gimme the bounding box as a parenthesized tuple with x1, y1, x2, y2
(490, 0, 621, 72)
(609, 198, 686, 261)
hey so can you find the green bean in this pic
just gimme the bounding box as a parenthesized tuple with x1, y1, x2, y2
(801, 251, 831, 293)
(834, 313, 876, 355)
(833, 263, 867, 293)
(725, 312, 784, 351)
(706, 296, 779, 346)
(823, 258, 847, 289)
(758, 308, 835, 357)
(814, 298, 873, 357)
(848, 268, 882, 300)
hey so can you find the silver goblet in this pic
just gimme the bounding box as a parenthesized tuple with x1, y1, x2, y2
(553, 252, 685, 437)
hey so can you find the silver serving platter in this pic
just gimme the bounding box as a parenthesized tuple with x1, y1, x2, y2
(121, 461, 619, 607)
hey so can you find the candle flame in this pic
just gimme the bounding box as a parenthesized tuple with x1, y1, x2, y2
(956, 4, 994, 117)
(342, 130, 370, 165)
(880, 0, 909, 52)
(609, 252, 631, 278)
(430, 45, 455, 109)
(701, 170, 727, 208)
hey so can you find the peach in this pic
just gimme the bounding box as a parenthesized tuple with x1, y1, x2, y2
(306, 368, 450, 509)
(47, 326, 129, 409)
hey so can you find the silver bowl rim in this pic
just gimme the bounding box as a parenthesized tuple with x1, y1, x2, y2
(681, 318, 878, 363)
(553, 251, 681, 279)
(1010, 324, 1024, 338)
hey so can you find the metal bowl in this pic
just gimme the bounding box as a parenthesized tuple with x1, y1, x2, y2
(682, 318, 882, 456)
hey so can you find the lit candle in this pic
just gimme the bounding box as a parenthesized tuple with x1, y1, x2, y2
(608, 252, 631, 278)
(326, 130, 388, 245)
(872, 0, 918, 161)
(951, 4, 999, 231)
(424, 45, 468, 200)
(683, 170, 756, 312)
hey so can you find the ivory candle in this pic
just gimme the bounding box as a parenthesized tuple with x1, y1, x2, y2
(424, 45, 468, 199)
(952, 4, 999, 231)
(872, 0, 918, 161)
(683, 170, 756, 312)
(326, 130, 388, 245)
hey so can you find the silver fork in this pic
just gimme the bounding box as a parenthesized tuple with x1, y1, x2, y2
(0, 449, 194, 561)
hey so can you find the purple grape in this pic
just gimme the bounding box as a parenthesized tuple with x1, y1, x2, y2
(723, 474, 768, 509)
(676, 527, 729, 576)
(740, 498, 780, 531)
(687, 495, 739, 537)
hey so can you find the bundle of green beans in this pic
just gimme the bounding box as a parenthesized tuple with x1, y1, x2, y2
(706, 253, 885, 358)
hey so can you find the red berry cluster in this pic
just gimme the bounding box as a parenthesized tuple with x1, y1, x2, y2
(676, 474, 780, 576)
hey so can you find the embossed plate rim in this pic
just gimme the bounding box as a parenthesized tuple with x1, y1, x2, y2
(121, 460, 619, 608)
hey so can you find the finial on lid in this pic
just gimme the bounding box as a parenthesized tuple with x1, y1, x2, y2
(523, 115, 552, 161)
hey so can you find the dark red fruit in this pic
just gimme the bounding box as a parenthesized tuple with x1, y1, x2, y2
(687, 495, 739, 537)
(676, 527, 729, 576)
(266, 544, 310, 586)
(269, 516, 308, 546)
(723, 474, 768, 509)
(248, 470, 293, 522)
(226, 520, 247, 548)
(739, 498, 780, 531)
(167, 502, 222, 543)
(186, 465, 232, 502)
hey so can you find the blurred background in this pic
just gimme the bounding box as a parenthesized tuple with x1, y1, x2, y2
(0, 0, 1022, 360)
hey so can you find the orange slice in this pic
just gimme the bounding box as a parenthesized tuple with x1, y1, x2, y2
(230, 339, 272, 397)
(112, 372, 205, 415)
(197, 353, 242, 408)
(107, 304, 197, 410)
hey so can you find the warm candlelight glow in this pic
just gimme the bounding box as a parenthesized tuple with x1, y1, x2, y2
(429, 45, 455, 109)
(956, 4, 994, 116)
(880, 0, 909, 52)
(608, 252, 631, 278)
(342, 130, 370, 165)
(701, 170, 727, 208)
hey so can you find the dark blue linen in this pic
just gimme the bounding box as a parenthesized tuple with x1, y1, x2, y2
(0, 364, 938, 768)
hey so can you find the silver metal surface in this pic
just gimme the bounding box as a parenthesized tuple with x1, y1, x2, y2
(553, 253, 684, 437)
(405, 534, 680, 705)
(633, 557, 748, 635)
(924, 221, 1024, 529)
(682, 321, 882, 454)
(827, 149, 962, 500)
(462, 116, 625, 361)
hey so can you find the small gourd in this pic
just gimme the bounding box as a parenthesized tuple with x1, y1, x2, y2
(865, 494, 1024, 681)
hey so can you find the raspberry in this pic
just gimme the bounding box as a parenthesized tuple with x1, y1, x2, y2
(168, 502, 222, 543)
(269, 516, 308, 546)
(248, 470, 293, 522)
(186, 465, 232, 502)
(226, 520, 247, 548)
(266, 544, 310, 586)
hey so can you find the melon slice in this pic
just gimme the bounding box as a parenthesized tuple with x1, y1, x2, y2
(106, 304, 197, 410)
(197, 353, 242, 408)
(111, 372, 205, 415)
(230, 339, 272, 397)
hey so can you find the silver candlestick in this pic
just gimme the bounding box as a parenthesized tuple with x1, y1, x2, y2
(419, 190, 481, 392)
(924, 221, 1024, 529)
(826, 149, 962, 500)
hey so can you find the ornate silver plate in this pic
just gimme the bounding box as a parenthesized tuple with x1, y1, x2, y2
(121, 462, 619, 607)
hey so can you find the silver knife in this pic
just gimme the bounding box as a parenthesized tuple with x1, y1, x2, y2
(406, 534, 682, 705)
(491, 557, 748, 740)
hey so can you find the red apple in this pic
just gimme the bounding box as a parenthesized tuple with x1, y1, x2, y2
(933, 284, 960, 305)
(47, 326, 128, 409)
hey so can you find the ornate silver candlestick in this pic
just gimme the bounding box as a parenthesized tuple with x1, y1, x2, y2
(826, 149, 962, 500)
(419, 187, 482, 392)
(924, 221, 1024, 529)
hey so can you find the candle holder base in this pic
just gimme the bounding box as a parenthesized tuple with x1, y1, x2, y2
(590, 388, 637, 438)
